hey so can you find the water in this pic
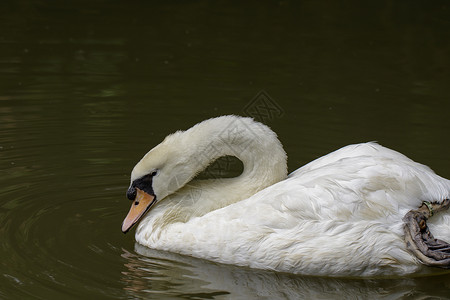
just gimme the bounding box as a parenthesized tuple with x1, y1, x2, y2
(1, 0, 450, 299)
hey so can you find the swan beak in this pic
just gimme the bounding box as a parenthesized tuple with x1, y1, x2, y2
(122, 188, 156, 233)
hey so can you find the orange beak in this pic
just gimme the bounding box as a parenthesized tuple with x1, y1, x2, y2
(122, 188, 156, 233)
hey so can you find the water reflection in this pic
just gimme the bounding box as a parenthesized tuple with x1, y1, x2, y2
(119, 244, 450, 299)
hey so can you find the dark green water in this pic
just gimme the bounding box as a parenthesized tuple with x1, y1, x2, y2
(1, 0, 450, 299)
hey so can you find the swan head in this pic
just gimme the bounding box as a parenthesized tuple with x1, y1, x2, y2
(122, 131, 194, 233)
(121, 115, 288, 233)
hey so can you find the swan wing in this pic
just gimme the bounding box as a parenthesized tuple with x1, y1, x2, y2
(138, 143, 450, 276)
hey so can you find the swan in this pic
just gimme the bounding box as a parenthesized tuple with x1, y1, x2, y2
(121, 115, 450, 277)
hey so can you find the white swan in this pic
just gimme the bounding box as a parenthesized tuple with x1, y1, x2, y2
(122, 115, 450, 277)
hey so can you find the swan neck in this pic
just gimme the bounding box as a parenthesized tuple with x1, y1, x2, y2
(188, 117, 287, 190)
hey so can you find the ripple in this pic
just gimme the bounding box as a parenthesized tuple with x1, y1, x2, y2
(0, 152, 131, 298)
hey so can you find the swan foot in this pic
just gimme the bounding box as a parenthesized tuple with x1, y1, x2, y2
(403, 199, 450, 268)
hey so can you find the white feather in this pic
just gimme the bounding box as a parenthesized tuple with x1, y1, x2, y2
(132, 115, 450, 277)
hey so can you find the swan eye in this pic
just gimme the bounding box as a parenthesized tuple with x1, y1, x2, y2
(128, 173, 156, 200)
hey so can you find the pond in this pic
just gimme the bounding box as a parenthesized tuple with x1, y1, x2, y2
(0, 0, 449, 299)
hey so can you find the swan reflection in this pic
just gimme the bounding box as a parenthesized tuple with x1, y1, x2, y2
(120, 244, 450, 299)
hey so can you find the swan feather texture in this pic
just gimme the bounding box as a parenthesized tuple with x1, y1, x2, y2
(126, 115, 450, 277)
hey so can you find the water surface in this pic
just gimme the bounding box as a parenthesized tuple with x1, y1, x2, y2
(1, 1, 450, 299)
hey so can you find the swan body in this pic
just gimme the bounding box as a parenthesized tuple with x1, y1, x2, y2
(124, 115, 450, 277)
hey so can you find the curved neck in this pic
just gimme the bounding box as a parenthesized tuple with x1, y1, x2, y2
(184, 116, 286, 189)
(136, 116, 288, 232)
